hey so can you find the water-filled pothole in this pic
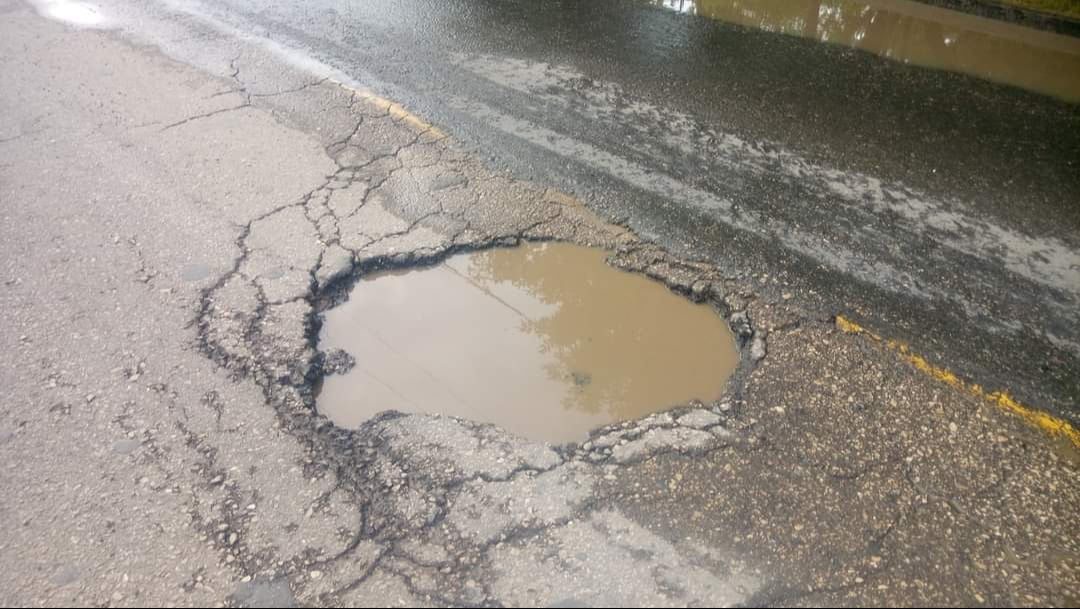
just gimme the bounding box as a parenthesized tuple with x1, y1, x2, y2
(316, 242, 738, 443)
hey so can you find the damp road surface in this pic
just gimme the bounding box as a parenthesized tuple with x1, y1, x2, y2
(84, 0, 1080, 423)
(4, 1, 1080, 607)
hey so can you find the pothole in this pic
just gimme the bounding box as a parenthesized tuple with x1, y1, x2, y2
(316, 242, 738, 443)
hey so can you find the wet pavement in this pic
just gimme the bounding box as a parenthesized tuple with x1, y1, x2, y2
(649, 0, 1080, 101)
(71, 0, 1080, 425)
(317, 242, 737, 442)
(1, 0, 1079, 607)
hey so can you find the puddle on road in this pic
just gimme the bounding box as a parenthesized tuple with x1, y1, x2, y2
(316, 242, 738, 444)
(650, 0, 1080, 102)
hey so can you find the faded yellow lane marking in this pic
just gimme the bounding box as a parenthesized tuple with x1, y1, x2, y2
(836, 315, 1080, 448)
(328, 79, 449, 140)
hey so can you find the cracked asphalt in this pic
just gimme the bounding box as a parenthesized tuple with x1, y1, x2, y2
(1, 1, 1078, 607)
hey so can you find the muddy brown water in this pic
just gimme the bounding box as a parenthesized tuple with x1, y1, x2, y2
(316, 242, 739, 444)
(651, 0, 1080, 102)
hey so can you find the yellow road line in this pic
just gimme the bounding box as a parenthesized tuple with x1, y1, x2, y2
(328, 79, 449, 140)
(836, 315, 1080, 448)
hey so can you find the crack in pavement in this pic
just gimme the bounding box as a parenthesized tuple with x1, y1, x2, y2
(187, 74, 768, 600)
(160, 103, 251, 131)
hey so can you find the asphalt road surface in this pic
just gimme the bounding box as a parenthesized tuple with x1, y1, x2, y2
(93, 0, 1080, 422)
(1, 0, 1078, 607)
